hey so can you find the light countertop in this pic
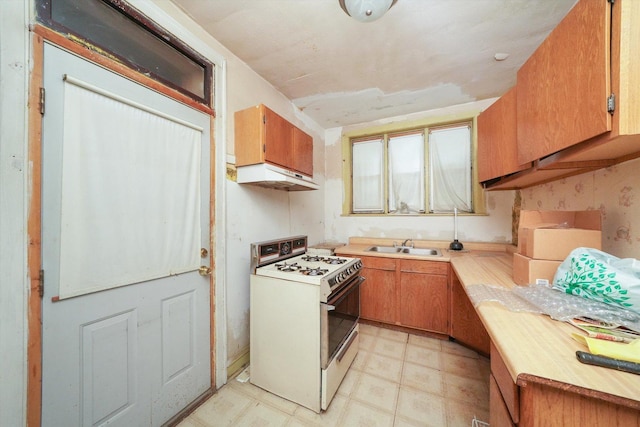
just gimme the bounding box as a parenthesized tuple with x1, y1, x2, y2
(337, 238, 640, 410)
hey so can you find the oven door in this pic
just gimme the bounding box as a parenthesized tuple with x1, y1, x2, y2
(321, 275, 363, 369)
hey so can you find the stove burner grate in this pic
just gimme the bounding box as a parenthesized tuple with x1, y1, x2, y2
(301, 255, 324, 262)
(275, 262, 301, 272)
(300, 267, 329, 276)
(323, 257, 346, 265)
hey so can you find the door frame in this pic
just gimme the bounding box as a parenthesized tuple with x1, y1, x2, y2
(27, 25, 222, 427)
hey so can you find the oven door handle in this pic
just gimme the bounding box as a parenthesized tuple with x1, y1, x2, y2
(337, 330, 358, 362)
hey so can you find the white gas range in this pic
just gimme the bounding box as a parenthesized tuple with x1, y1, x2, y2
(249, 236, 363, 413)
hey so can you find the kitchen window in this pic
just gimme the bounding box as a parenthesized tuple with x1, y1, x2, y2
(344, 117, 485, 215)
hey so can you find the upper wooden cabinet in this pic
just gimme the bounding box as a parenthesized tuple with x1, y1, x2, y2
(292, 126, 313, 178)
(480, 0, 640, 190)
(516, 0, 611, 165)
(234, 104, 314, 177)
(477, 86, 530, 182)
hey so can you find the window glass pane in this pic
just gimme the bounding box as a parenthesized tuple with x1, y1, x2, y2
(388, 133, 425, 213)
(47, 0, 207, 100)
(428, 125, 472, 212)
(352, 139, 384, 212)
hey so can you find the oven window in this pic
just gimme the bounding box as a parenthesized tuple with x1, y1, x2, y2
(327, 282, 360, 360)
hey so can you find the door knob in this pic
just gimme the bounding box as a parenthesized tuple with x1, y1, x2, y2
(199, 266, 212, 276)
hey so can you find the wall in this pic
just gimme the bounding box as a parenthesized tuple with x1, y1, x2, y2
(0, 1, 28, 426)
(521, 157, 640, 259)
(323, 100, 516, 245)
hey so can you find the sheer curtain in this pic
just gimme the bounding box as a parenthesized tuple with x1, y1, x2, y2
(58, 76, 202, 299)
(388, 133, 424, 213)
(352, 138, 384, 212)
(428, 124, 472, 212)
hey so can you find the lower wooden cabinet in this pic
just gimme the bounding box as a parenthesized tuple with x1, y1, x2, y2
(342, 254, 450, 334)
(450, 271, 491, 355)
(399, 260, 449, 334)
(490, 341, 640, 426)
(490, 374, 515, 427)
(358, 256, 396, 324)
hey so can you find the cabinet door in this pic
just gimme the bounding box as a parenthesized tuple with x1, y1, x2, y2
(490, 375, 516, 427)
(450, 271, 490, 355)
(478, 87, 529, 182)
(292, 126, 313, 177)
(361, 267, 396, 323)
(399, 272, 448, 333)
(263, 107, 293, 168)
(357, 256, 397, 324)
(516, 0, 611, 164)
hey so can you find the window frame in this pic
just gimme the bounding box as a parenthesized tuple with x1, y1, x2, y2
(36, 0, 213, 107)
(342, 113, 485, 216)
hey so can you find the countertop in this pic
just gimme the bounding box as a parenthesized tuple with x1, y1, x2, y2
(337, 238, 640, 410)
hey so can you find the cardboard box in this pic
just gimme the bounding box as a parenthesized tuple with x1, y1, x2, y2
(518, 210, 602, 261)
(513, 253, 562, 286)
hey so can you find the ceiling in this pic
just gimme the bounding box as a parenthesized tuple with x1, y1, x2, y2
(170, 0, 577, 129)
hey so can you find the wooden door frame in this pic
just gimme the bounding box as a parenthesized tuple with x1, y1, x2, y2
(27, 26, 217, 427)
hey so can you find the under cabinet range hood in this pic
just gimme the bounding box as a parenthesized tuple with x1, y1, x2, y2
(236, 163, 319, 191)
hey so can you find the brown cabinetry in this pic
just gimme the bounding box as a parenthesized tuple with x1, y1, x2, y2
(449, 271, 490, 355)
(490, 341, 640, 426)
(292, 126, 313, 178)
(516, 0, 611, 165)
(234, 104, 313, 177)
(479, 0, 640, 190)
(477, 86, 529, 183)
(358, 256, 396, 324)
(399, 260, 449, 334)
(338, 254, 450, 334)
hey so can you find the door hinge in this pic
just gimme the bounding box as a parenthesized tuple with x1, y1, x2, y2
(39, 87, 45, 115)
(38, 269, 44, 298)
(263, 144, 266, 153)
(607, 93, 615, 114)
(262, 114, 266, 124)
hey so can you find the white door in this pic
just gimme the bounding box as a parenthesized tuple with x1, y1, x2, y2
(41, 43, 212, 427)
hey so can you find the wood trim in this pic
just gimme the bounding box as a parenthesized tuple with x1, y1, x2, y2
(27, 33, 44, 427)
(517, 373, 640, 412)
(32, 25, 215, 117)
(209, 114, 216, 390)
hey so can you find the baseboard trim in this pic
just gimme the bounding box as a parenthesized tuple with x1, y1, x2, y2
(227, 348, 250, 379)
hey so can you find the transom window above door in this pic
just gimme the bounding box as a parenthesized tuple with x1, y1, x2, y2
(343, 117, 485, 216)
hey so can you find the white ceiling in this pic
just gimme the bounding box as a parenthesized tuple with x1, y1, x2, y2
(171, 0, 577, 128)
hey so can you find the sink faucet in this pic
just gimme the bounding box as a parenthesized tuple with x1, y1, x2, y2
(401, 239, 414, 248)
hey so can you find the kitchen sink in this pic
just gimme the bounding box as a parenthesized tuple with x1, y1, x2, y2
(366, 246, 442, 257)
(367, 246, 402, 254)
(399, 247, 442, 256)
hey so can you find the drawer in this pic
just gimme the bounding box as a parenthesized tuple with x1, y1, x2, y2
(490, 374, 516, 427)
(491, 342, 519, 423)
(399, 259, 448, 275)
(358, 255, 397, 271)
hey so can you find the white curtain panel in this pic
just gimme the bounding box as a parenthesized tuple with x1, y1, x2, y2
(388, 133, 425, 213)
(58, 77, 202, 299)
(429, 125, 472, 212)
(352, 138, 384, 212)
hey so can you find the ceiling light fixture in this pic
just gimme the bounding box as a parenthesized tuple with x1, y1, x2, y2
(339, 0, 398, 23)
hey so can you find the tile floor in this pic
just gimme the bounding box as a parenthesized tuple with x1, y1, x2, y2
(178, 324, 490, 427)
